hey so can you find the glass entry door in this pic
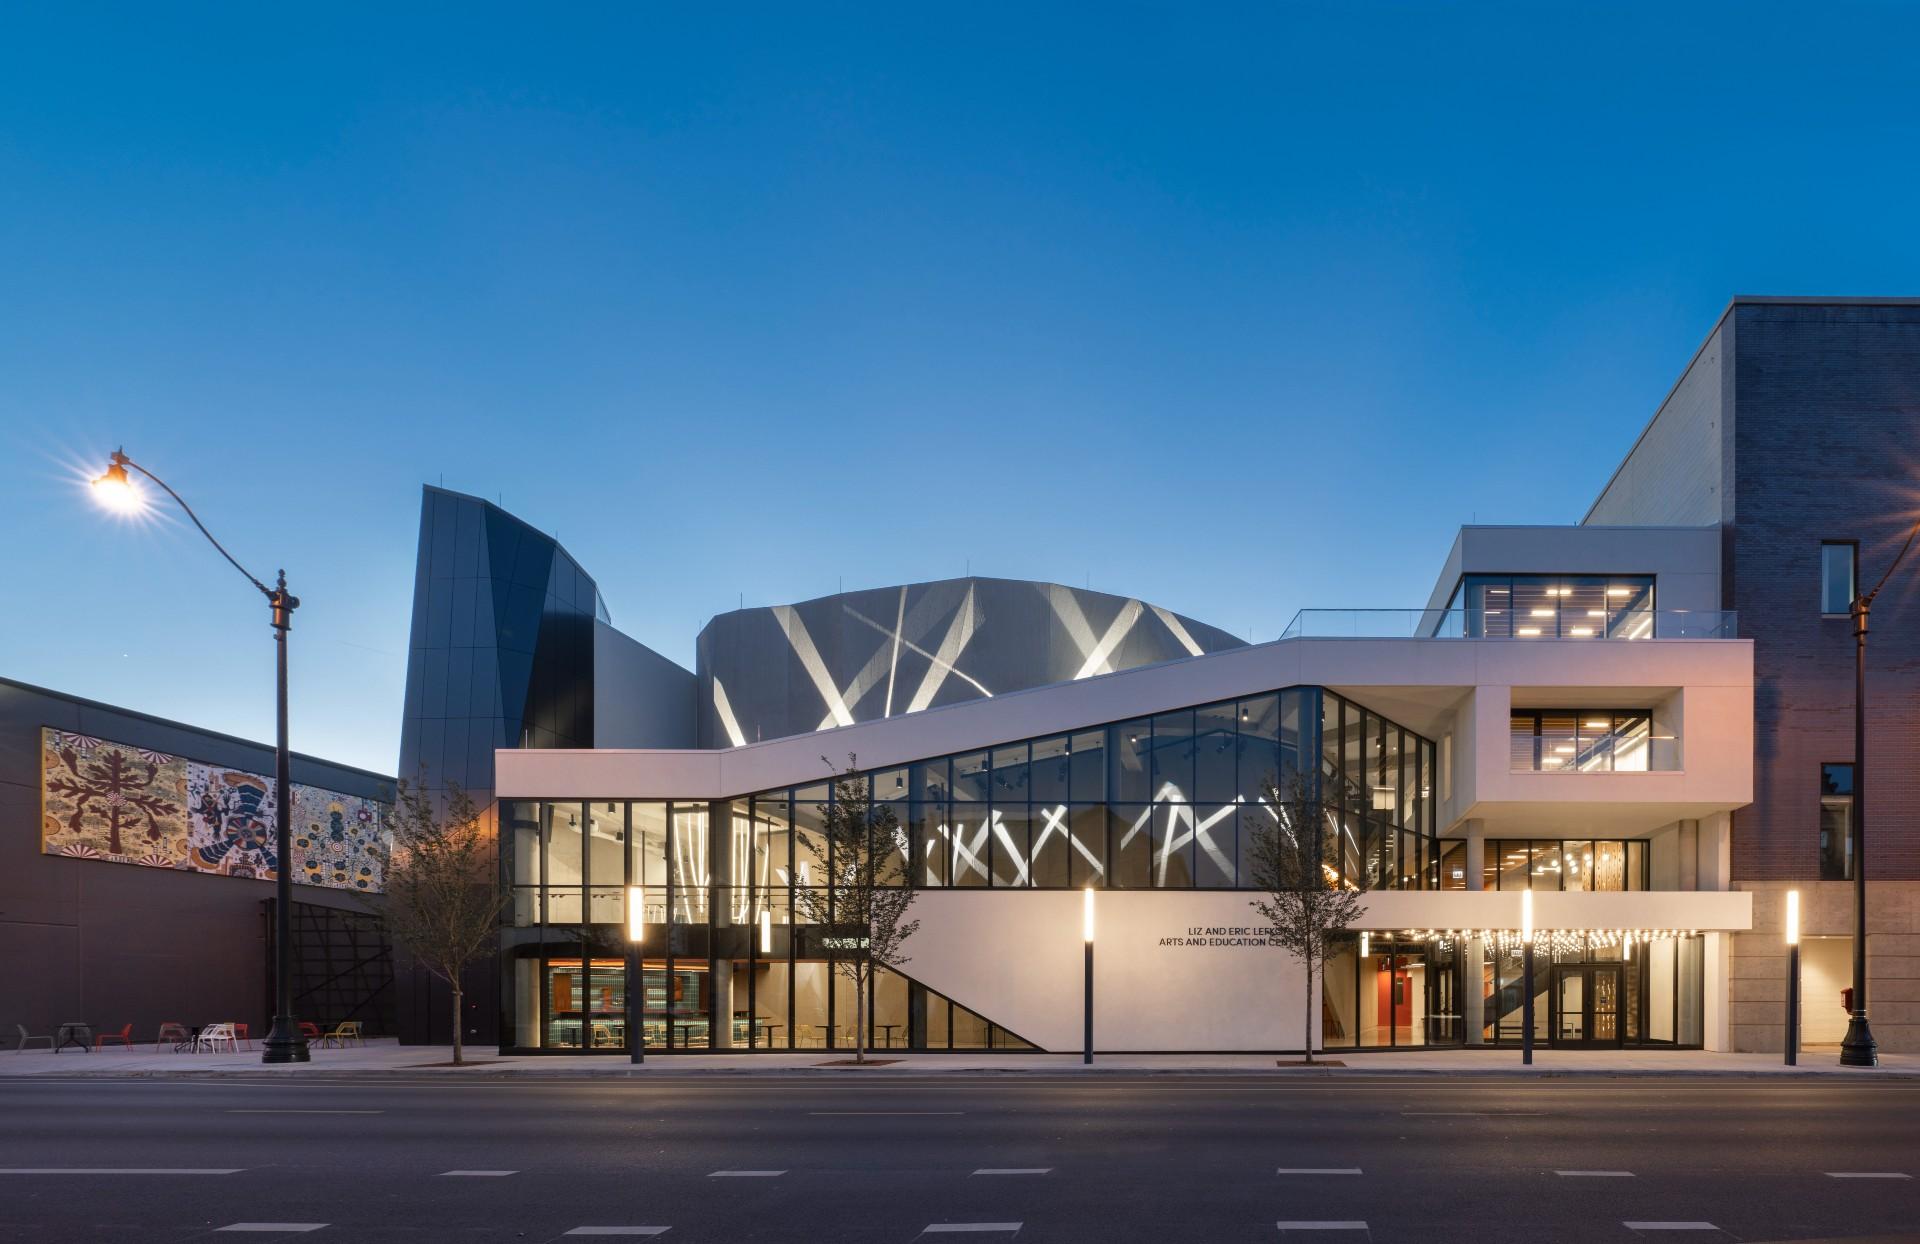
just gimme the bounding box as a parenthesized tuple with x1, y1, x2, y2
(1551, 964, 1623, 1047)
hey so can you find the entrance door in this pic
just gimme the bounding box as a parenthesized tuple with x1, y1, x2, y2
(1551, 964, 1624, 1047)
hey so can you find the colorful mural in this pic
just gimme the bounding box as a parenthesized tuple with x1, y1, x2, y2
(40, 728, 389, 892)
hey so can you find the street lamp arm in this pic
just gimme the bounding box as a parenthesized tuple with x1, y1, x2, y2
(114, 451, 273, 599)
(1861, 517, 1920, 608)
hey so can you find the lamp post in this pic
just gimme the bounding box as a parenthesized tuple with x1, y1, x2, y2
(626, 885, 646, 1065)
(1521, 890, 1535, 1067)
(1082, 887, 1095, 1065)
(90, 449, 308, 1065)
(1784, 890, 1801, 1067)
(1842, 518, 1920, 1069)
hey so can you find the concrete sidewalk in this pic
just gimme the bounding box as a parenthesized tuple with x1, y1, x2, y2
(4, 1038, 1917, 1078)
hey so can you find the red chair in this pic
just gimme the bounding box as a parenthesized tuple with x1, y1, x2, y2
(94, 1023, 134, 1052)
(233, 1023, 254, 1051)
(299, 1021, 321, 1042)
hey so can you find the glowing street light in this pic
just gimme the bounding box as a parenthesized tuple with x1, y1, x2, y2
(626, 885, 646, 1065)
(1082, 887, 1095, 1065)
(1521, 889, 1536, 1067)
(88, 447, 308, 1065)
(1785, 890, 1801, 1067)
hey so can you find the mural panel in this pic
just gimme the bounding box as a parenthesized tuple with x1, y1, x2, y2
(40, 728, 389, 892)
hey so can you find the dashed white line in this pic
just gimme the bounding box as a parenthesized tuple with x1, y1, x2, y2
(563, 1230, 670, 1238)
(708, 1170, 785, 1177)
(1276, 1167, 1362, 1175)
(1557, 1170, 1633, 1177)
(1826, 1171, 1911, 1179)
(1277, 1223, 1368, 1232)
(224, 1109, 383, 1115)
(811, 1111, 964, 1116)
(1402, 1111, 1546, 1117)
(215, 1226, 328, 1235)
(440, 1170, 516, 1176)
(972, 1168, 1050, 1176)
(922, 1225, 1021, 1234)
(1624, 1224, 1719, 1233)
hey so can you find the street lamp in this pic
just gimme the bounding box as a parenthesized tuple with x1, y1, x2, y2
(1521, 889, 1535, 1067)
(1784, 890, 1801, 1067)
(626, 885, 646, 1065)
(90, 448, 309, 1065)
(1842, 517, 1920, 1068)
(1082, 887, 1095, 1066)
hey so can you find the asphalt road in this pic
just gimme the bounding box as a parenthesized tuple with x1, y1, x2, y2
(2, 1074, 1916, 1243)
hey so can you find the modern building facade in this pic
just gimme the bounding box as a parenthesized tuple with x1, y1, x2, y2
(407, 295, 1917, 1057)
(2, 676, 396, 1042)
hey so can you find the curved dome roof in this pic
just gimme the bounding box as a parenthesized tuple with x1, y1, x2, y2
(694, 576, 1242, 747)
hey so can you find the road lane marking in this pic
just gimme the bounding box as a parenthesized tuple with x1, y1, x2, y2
(224, 1109, 384, 1115)
(923, 1226, 1021, 1234)
(1826, 1171, 1911, 1178)
(709, 1170, 785, 1177)
(1276, 1223, 1367, 1232)
(1277, 1168, 1362, 1175)
(563, 1230, 670, 1237)
(216, 1226, 328, 1234)
(1624, 1224, 1719, 1232)
(1557, 1170, 1633, 1177)
(810, 1111, 964, 1116)
(1401, 1111, 1546, 1117)
(973, 1168, 1050, 1175)
(0, 1168, 243, 1175)
(440, 1170, 517, 1176)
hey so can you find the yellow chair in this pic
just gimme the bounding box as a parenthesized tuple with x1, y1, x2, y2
(318, 1020, 363, 1048)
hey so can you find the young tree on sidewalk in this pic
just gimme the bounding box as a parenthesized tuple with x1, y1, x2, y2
(376, 778, 508, 1065)
(791, 756, 920, 1064)
(1246, 773, 1365, 1064)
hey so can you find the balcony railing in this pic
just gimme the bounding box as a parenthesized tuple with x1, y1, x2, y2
(1278, 608, 1738, 640)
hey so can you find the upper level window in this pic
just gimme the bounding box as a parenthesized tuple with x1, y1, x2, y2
(1511, 710, 1654, 772)
(1450, 574, 1654, 639)
(1820, 762, 1854, 880)
(1821, 543, 1856, 616)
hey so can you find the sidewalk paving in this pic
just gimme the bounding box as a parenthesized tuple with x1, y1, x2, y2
(4, 1039, 1917, 1079)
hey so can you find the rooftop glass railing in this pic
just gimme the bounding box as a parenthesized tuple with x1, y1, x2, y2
(1278, 608, 1738, 640)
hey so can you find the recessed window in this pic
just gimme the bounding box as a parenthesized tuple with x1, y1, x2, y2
(1820, 762, 1854, 880)
(1821, 543, 1856, 616)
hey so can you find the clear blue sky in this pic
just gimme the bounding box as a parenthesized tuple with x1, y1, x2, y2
(5, 4, 1918, 775)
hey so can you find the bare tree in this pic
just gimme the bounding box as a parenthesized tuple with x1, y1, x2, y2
(376, 778, 509, 1065)
(791, 756, 920, 1064)
(1245, 773, 1365, 1064)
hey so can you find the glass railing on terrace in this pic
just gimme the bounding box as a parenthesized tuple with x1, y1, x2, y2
(1278, 608, 1738, 640)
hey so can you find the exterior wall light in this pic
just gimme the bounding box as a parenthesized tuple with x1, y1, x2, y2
(1082, 887, 1095, 1065)
(760, 908, 772, 955)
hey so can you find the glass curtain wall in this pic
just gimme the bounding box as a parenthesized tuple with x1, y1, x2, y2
(1448, 574, 1655, 639)
(1479, 840, 1649, 891)
(501, 685, 1437, 1052)
(1509, 710, 1656, 772)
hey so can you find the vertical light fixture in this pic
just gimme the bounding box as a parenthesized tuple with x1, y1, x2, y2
(1083, 887, 1095, 1065)
(1785, 890, 1801, 1067)
(1521, 889, 1535, 1067)
(1359, 931, 1370, 959)
(626, 885, 645, 1065)
(760, 908, 772, 955)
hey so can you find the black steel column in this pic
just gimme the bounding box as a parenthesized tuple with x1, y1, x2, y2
(1521, 942, 1534, 1066)
(1083, 939, 1093, 1065)
(1785, 941, 1800, 1067)
(262, 572, 309, 1064)
(627, 939, 643, 1065)
(1842, 597, 1879, 1066)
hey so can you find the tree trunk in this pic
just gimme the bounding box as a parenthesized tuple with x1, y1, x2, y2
(855, 966, 868, 1064)
(451, 985, 464, 1066)
(1303, 956, 1314, 1065)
